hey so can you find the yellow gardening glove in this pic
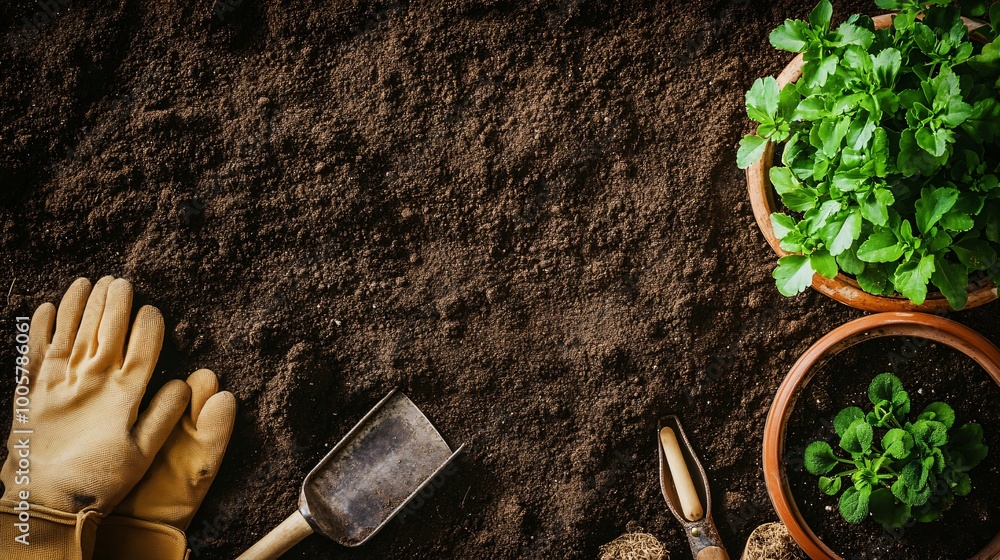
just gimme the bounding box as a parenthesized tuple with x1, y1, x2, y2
(0, 277, 191, 560)
(93, 369, 236, 560)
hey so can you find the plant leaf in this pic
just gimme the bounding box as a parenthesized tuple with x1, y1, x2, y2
(931, 258, 969, 310)
(869, 372, 904, 406)
(770, 19, 810, 52)
(746, 77, 781, 124)
(953, 239, 998, 271)
(950, 423, 989, 471)
(894, 460, 934, 506)
(805, 441, 840, 475)
(940, 210, 974, 233)
(770, 213, 797, 240)
(834, 406, 865, 437)
(737, 135, 768, 169)
(837, 22, 875, 48)
(952, 472, 972, 496)
(837, 247, 865, 276)
(918, 402, 956, 430)
(857, 263, 891, 295)
(891, 478, 913, 505)
(857, 231, 904, 263)
(822, 210, 862, 256)
(892, 254, 936, 305)
(858, 189, 892, 227)
(851, 119, 877, 151)
(839, 485, 870, 523)
(915, 187, 960, 234)
(910, 419, 948, 451)
(870, 487, 910, 530)
(832, 168, 867, 192)
(840, 419, 873, 455)
(931, 447, 946, 474)
(891, 387, 910, 415)
(819, 475, 843, 496)
(912, 475, 933, 506)
(871, 127, 889, 177)
(873, 48, 902, 88)
(962, 98, 1000, 143)
(778, 83, 801, 120)
(793, 96, 827, 120)
(810, 0, 833, 30)
(825, 117, 851, 158)
(805, 200, 842, 233)
(773, 255, 815, 296)
(882, 428, 914, 459)
(898, 128, 947, 176)
(769, 166, 798, 195)
(900, 462, 922, 489)
(805, 55, 839, 89)
(913, 493, 952, 522)
(915, 127, 948, 158)
(780, 187, 819, 212)
(810, 249, 839, 279)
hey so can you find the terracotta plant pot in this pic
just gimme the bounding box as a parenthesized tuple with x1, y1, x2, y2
(762, 312, 1000, 560)
(744, 14, 998, 313)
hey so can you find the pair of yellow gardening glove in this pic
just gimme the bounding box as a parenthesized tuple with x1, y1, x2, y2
(0, 277, 237, 560)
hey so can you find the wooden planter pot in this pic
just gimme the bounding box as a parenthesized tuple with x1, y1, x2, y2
(744, 14, 998, 312)
(762, 312, 1000, 559)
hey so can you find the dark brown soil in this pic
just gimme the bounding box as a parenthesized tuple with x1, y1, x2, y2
(2, 0, 999, 558)
(786, 337, 1000, 560)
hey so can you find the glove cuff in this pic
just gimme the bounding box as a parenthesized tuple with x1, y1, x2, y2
(93, 515, 189, 560)
(0, 499, 100, 560)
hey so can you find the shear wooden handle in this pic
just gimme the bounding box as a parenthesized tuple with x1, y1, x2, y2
(236, 510, 314, 560)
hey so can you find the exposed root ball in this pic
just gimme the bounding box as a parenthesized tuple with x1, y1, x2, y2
(741, 522, 807, 560)
(598, 532, 669, 560)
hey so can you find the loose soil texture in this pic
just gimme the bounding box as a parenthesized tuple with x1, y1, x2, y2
(2, 0, 1000, 559)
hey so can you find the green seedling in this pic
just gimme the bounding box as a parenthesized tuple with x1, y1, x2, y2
(804, 373, 988, 528)
(738, 0, 1000, 308)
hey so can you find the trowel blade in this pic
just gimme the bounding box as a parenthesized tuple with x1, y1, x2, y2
(299, 390, 461, 546)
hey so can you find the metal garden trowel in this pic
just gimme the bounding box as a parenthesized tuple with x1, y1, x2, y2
(658, 415, 730, 560)
(237, 389, 464, 559)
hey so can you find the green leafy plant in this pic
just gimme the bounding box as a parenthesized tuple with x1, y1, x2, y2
(738, 0, 1000, 308)
(804, 373, 988, 528)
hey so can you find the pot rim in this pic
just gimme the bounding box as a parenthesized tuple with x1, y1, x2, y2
(744, 13, 998, 313)
(762, 312, 1000, 560)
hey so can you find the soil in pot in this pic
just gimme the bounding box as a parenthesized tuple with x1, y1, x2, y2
(785, 336, 1000, 560)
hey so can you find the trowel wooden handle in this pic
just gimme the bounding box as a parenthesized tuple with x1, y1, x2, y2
(659, 427, 704, 521)
(697, 545, 730, 560)
(236, 510, 314, 560)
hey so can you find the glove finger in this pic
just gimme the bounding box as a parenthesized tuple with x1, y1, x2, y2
(121, 305, 164, 387)
(69, 275, 114, 366)
(131, 379, 191, 459)
(186, 368, 219, 423)
(194, 390, 237, 477)
(95, 278, 133, 369)
(172, 390, 236, 531)
(47, 277, 92, 361)
(26, 302, 55, 382)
